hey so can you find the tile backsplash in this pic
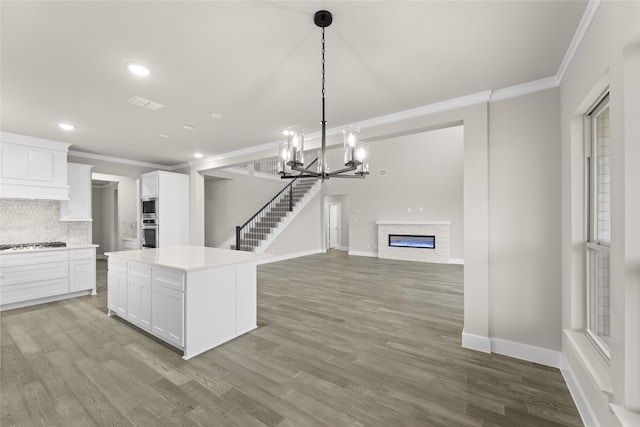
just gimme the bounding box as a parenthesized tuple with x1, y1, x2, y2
(0, 200, 92, 244)
(121, 220, 137, 239)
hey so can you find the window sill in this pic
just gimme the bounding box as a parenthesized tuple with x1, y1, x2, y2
(610, 404, 640, 427)
(564, 329, 612, 396)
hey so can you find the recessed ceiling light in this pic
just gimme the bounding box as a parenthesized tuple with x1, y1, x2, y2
(210, 113, 223, 119)
(282, 129, 290, 136)
(58, 123, 75, 131)
(194, 153, 203, 159)
(126, 62, 151, 77)
(159, 133, 170, 138)
(183, 125, 195, 131)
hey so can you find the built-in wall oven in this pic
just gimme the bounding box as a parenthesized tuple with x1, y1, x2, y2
(141, 197, 158, 248)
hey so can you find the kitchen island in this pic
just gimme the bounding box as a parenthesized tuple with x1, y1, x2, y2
(105, 245, 269, 359)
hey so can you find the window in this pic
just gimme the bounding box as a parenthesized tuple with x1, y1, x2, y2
(585, 93, 610, 359)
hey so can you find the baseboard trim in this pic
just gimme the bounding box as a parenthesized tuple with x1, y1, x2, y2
(492, 338, 560, 368)
(461, 330, 491, 353)
(560, 354, 599, 427)
(449, 258, 464, 264)
(348, 250, 378, 257)
(257, 248, 324, 264)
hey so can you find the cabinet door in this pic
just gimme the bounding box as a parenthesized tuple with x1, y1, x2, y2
(107, 269, 127, 317)
(127, 275, 151, 331)
(151, 285, 184, 348)
(141, 172, 159, 198)
(69, 258, 96, 292)
(60, 163, 93, 221)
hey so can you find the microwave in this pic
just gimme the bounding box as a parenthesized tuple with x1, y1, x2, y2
(142, 197, 157, 219)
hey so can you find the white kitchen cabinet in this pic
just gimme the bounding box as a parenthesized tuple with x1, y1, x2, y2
(68, 248, 96, 293)
(107, 259, 127, 317)
(0, 132, 70, 200)
(140, 173, 159, 198)
(139, 170, 189, 247)
(151, 283, 184, 348)
(0, 246, 97, 311)
(60, 163, 93, 221)
(126, 262, 151, 331)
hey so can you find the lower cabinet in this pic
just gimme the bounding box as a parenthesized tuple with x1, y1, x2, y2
(1, 247, 96, 310)
(107, 258, 184, 349)
(107, 267, 127, 317)
(151, 284, 184, 348)
(127, 263, 151, 331)
(69, 248, 96, 292)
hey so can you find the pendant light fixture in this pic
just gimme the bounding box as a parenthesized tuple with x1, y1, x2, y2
(278, 10, 369, 181)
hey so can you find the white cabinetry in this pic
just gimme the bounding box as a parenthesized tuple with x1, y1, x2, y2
(0, 246, 97, 310)
(69, 248, 96, 292)
(60, 163, 93, 221)
(141, 173, 159, 198)
(107, 258, 127, 317)
(107, 258, 184, 347)
(0, 132, 70, 200)
(151, 282, 184, 347)
(139, 171, 189, 247)
(126, 262, 152, 331)
(105, 246, 264, 359)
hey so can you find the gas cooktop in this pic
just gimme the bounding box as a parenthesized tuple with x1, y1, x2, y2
(0, 241, 67, 251)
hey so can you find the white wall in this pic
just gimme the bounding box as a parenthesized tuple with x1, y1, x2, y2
(489, 88, 562, 351)
(324, 125, 464, 259)
(204, 174, 285, 247)
(263, 191, 323, 256)
(560, 1, 640, 425)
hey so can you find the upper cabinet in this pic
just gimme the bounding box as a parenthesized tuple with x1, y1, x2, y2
(141, 172, 159, 198)
(60, 163, 93, 221)
(0, 132, 70, 200)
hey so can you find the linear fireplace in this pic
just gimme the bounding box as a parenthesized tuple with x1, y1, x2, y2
(377, 221, 450, 263)
(389, 234, 435, 249)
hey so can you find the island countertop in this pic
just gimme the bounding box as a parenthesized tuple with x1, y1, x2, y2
(105, 245, 270, 272)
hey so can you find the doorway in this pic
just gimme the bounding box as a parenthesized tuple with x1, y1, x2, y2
(327, 203, 341, 249)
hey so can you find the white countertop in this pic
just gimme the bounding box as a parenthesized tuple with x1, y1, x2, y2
(105, 245, 271, 272)
(0, 243, 98, 255)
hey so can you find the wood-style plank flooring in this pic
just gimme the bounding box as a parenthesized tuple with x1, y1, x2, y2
(1, 250, 583, 426)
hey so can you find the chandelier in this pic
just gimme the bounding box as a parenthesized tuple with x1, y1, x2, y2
(277, 10, 369, 181)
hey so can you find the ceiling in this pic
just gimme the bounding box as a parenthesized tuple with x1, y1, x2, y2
(1, 1, 588, 167)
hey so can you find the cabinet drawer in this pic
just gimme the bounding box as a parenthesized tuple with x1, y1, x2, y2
(129, 262, 152, 277)
(1, 262, 68, 286)
(152, 267, 184, 291)
(0, 250, 68, 268)
(0, 278, 69, 305)
(69, 248, 95, 260)
(108, 257, 126, 272)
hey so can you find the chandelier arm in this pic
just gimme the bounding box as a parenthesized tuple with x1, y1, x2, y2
(327, 165, 358, 175)
(327, 174, 366, 179)
(291, 166, 321, 176)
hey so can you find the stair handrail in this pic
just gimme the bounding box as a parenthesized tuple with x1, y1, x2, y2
(235, 158, 318, 251)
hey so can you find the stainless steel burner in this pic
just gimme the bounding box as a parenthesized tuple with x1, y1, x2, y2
(0, 241, 67, 251)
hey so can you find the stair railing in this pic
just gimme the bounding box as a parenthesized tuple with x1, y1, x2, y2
(235, 158, 318, 251)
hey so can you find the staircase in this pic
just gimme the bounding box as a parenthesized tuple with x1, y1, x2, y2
(233, 176, 319, 252)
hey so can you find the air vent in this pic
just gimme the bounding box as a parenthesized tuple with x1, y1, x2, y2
(127, 96, 165, 111)
(379, 169, 388, 177)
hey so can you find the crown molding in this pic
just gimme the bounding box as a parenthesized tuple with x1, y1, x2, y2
(490, 76, 560, 102)
(68, 150, 171, 170)
(557, 0, 603, 84)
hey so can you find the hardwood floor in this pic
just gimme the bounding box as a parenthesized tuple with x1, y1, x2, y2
(1, 250, 583, 426)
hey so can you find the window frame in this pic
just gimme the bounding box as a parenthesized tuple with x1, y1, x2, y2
(584, 92, 611, 361)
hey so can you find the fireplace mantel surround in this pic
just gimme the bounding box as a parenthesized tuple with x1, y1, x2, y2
(376, 221, 451, 263)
